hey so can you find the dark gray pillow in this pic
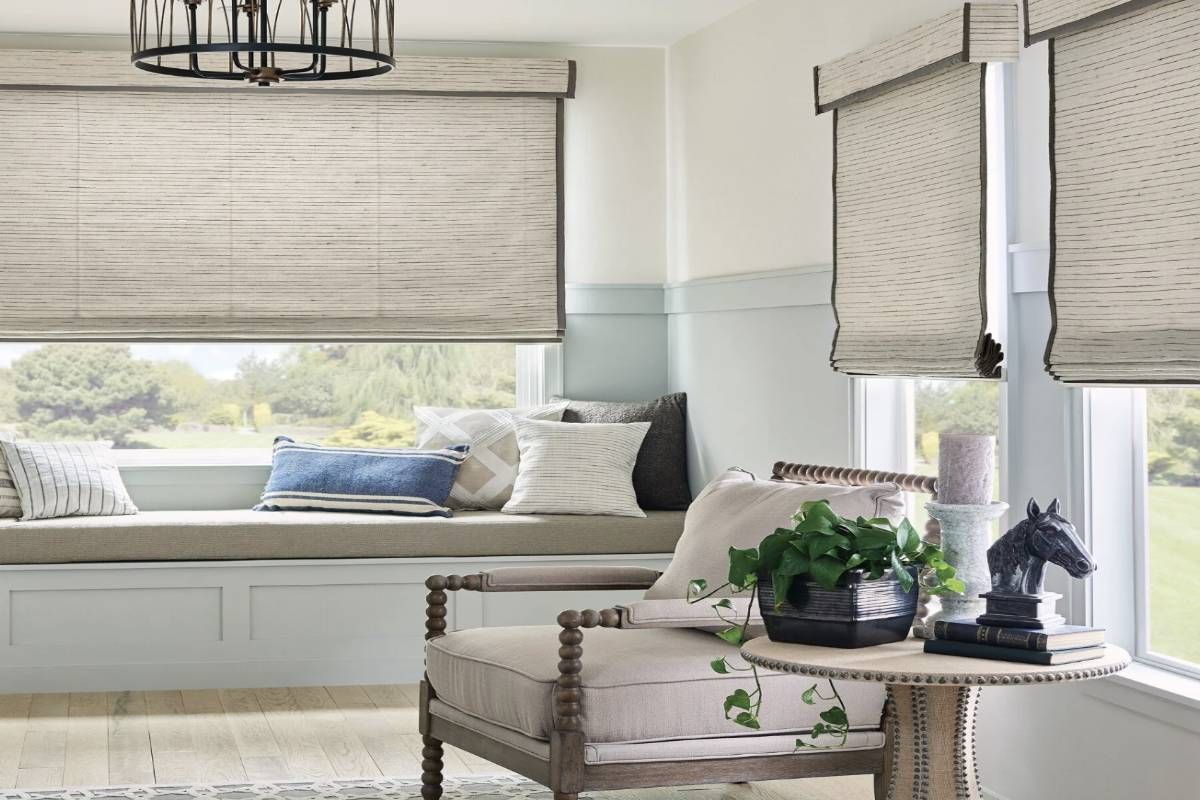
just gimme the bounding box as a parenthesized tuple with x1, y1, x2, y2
(561, 394, 691, 511)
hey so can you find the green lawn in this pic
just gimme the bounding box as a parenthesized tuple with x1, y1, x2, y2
(1148, 485, 1200, 665)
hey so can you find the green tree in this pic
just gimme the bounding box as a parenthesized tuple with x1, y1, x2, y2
(12, 345, 175, 447)
(0, 366, 15, 426)
(1149, 389, 1200, 486)
(323, 411, 417, 448)
(154, 360, 216, 425)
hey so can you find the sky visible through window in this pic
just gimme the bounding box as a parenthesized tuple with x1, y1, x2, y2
(0, 343, 517, 450)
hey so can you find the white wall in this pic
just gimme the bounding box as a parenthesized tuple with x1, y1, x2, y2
(663, 0, 969, 489)
(666, 0, 965, 283)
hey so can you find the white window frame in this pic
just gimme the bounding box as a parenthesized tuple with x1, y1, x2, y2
(107, 342, 559, 469)
(1081, 386, 1200, 682)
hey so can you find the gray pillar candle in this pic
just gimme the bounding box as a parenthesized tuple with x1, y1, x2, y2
(937, 433, 995, 505)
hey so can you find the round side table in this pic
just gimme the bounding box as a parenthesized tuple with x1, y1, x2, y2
(741, 637, 1130, 800)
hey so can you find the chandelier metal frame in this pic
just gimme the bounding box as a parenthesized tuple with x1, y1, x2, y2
(130, 0, 396, 87)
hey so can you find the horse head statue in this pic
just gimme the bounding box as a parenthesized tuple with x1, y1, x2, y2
(986, 498, 1097, 595)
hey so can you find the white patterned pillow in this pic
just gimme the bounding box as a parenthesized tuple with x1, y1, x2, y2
(0, 446, 20, 518)
(503, 418, 650, 518)
(414, 402, 567, 510)
(0, 441, 138, 521)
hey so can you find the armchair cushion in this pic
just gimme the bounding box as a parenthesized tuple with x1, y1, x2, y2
(645, 469, 904, 600)
(425, 625, 885, 743)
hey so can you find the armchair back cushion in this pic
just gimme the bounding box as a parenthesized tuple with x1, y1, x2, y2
(645, 469, 904, 600)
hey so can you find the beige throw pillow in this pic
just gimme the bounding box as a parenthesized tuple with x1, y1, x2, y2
(414, 402, 567, 510)
(645, 469, 904, 600)
(503, 418, 650, 517)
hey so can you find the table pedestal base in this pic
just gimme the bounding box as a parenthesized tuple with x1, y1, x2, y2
(883, 685, 981, 800)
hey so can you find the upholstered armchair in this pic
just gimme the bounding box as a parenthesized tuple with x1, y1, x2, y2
(419, 463, 940, 800)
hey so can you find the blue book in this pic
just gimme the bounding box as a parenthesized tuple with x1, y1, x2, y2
(933, 619, 1104, 652)
(924, 638, 1106, 665)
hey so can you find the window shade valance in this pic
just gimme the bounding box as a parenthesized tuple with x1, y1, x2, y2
(1031, 0, 1200, 383)
(0, 52, 572, 343)
(817, 3, 1018, 378)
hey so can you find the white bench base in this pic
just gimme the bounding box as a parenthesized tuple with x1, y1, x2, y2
(0, 553, 671, 693)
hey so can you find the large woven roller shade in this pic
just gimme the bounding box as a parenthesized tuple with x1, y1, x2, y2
(0, 51, 572, 342)
(817, 3, 1018, 378)
(1026, 0, 1200, 383)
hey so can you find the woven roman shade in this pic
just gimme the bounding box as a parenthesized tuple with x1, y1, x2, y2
(0, 51, 573, 342)
(816, 3, 1018, 378)
(1026, 0, 1200, 383)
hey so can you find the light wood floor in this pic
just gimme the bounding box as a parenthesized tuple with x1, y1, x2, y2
(0, 685, 874, 800)
(0, 685, 504, 790)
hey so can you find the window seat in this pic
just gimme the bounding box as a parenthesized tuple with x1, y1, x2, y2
(0, 509, 686, 565)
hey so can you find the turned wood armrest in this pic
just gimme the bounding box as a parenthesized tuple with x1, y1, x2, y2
(422, 568, 659, 639)
(554, 608, 622, 732)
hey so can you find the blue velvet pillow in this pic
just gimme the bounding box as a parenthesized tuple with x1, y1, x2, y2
(255, 437, 469, 517)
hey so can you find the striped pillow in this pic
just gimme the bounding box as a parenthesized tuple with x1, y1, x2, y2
(0, 441, 138, 521)
(503, 418, 650, 518)
(256, 437, 469, 517)
(0, 447, 21, 518)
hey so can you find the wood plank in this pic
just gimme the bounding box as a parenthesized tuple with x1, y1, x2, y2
(19, 731, 67, 770)
(326, 686, 420, 777)
(291, 687, 380, 779)
(241, 756, 292, 782)
(0, 694, 33, 789)
(218, 690, 282, 759)
(145, 691, 198, 784)
(253, 688, 338, 780)
(359, 685, 474, 776)
(107, 692, 154, 786)
(180, 690, 246, 784)
(15, 767, 63, 789)
(64, 693, 108, 788)
(26, 694, 68, 730)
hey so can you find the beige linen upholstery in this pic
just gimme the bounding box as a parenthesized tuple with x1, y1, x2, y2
(0, 509, 685, 565)
(645, 470, 903, 600)
(429, 700, 883, 765)
(480, 566, 661, 592)
(425, 625, 886, 743)
(618, 598, 764, 635)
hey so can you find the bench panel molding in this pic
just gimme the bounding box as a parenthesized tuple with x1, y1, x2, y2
(0, 553, 671, 693)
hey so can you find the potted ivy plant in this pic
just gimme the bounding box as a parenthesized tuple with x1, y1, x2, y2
(689, 499, 965, 649)
(688, 500, 966, 741)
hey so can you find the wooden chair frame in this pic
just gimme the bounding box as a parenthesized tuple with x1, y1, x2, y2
(418, 462, 939, 800)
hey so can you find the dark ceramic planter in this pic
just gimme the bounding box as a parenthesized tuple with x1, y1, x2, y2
(756, 566, 919, 648)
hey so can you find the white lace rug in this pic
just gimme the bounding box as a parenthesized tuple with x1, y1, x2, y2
(0, 777, 549, 800)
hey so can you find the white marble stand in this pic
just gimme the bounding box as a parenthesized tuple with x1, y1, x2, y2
(922, 501, 1009, 629)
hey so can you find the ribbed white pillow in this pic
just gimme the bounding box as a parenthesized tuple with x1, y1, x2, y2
(0, 441, 138, 521)
(503, 418, 650, 518)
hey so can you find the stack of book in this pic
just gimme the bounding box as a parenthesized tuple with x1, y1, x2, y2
(923, 619, 1107, 665)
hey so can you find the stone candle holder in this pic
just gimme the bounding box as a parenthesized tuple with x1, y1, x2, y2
(936, 433, 995, 505)
(924, 500, 1009, 628)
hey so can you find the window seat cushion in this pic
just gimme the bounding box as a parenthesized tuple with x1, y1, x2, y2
(0, 509, 686, 565)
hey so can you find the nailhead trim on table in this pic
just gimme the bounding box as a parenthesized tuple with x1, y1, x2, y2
(740, 651, 1132, 686)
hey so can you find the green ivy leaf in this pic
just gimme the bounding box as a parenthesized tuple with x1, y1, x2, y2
(820, 707, 849, 727)
(942, 577, 967, 594)
(891, 549, 914, 592)
(724, 689, 752, 714)
(898, 519, 922, 554)
(728, 547, 760, 590)
(806, 532, 852, 562)
(687, 579, 708, 599)
(716, 626, 745, 646)
(771, 570, 795, 610)
(713, 598, 734, 610)
(810, 555, 849, 591)
(710, 657, 730, 674)
(801, 685, 818, 705)
(733, 711, 761, 730)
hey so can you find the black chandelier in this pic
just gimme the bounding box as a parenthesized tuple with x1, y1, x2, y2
(130, 0, 396, 87)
